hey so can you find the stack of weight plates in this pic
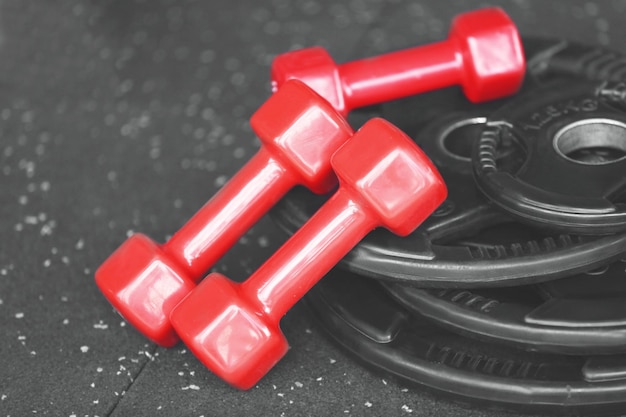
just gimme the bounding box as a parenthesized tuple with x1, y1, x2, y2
(269, 38, 626, 415)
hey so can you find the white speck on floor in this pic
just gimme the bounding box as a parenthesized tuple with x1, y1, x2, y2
(80, 346, 89, 353)
(257, 236, 269, 247)
(181, 385, 200, 391)
(233, 147, 245, 159)
(40, 221, 55, 236)
(24, 215, 38, 225)
(365, 401, 372, 408)
(401, 404, 413, 413)
(15, 312, 24, 319)
(214, 175, 228, 187)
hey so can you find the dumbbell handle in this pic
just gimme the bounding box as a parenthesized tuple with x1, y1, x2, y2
(339, 40, 462, 110)
(241, 187, 376, 322)
(167, 148, 297, 278)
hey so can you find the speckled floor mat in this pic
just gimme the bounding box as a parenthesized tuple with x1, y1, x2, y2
(1, 1, 623, 416)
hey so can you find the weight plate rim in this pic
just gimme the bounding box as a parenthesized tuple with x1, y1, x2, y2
(306, 268, 626, 415)
(383, 278, 626, 355)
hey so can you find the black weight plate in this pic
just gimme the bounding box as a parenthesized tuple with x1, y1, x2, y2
(472, 79, 626, 234)
(271, 110, 626, 287)
(307, 268, 626, 416)
(271, 39, 626, 287)
(385, 255, 626, 355)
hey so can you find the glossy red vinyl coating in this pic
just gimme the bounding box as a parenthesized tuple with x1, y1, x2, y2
(270, 7, 525, 116)
(168, 273, 288, 390)
(170, 118, 447, 389)
(95, 234, 197, 347)
(95, 80, 354, 346)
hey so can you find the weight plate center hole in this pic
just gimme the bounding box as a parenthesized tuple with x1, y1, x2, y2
(553, 118, 626, 165)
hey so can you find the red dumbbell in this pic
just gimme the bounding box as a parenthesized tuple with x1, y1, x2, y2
(95, 80, 355, 347)
(271, 7, 525, 116)
(169, 118, 447, 389)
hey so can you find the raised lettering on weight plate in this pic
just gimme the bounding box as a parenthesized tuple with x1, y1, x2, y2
(521, 98, 599, 131)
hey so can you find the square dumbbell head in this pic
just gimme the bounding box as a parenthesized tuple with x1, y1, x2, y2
(169, 273, 288, 390)
(95, 234, 197, 347)
(270, 47, 346, 116)
(449, 7, 525, 102)
(332, 118, 447, 236)
(251, 79, 353, 195)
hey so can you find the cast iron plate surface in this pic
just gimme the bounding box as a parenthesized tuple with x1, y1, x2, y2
(385, 255, 626, 355)
(472, 80, 626, 234)
(307, 267, 626, 416)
